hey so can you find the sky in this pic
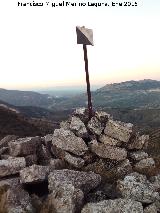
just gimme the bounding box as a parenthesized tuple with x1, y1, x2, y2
(0, 0, 160, 90)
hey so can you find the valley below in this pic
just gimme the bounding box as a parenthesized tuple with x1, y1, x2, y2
(1, 79, 160, 136)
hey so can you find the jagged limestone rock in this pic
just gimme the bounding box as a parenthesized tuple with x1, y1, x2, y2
(0, 109, 154, 213)
(72, 108, 89, 123)
(81, 199, 143, 213)
(69, 116, 88, 138)
(52, 128, 88, 156)
(144, 203, 158, 213)
(90, 141, 127, 161)
(129, 151, 148, 162)
(44, 134, 53, 144)
(149, 174, 160, 191)
(64, 152, 85, 168)
(9, 136, 41, 157)
(99, 134, 122, 146)
(83, 159, 111, 180)
(0, 157, 26, 177)
(0, 178, 35, 213)
(117, 172, 160, 204)
(40, 183, 84, 213)
(94, 111, 110, 124)
(127, 134, 149, 150)
(20, 164, 49, 184)
(48, 169, 101, 194)
(60, 120, 71, 130)
(84, 159, 132, 182)
(43, 134, 53, 153)
(134, 158, 156, 175)
(104, 119, 133, 143)
(88, 116, 104, 135)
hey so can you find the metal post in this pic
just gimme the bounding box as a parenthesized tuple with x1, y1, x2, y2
(83, 44, 93, 119)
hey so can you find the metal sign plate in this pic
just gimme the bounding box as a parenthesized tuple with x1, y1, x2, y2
(76, 26, 94, 46)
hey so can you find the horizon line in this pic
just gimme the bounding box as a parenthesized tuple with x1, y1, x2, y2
(0, 78, 159, 91)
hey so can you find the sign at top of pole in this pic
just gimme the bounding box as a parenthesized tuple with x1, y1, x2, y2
(76, 26, 94, 46)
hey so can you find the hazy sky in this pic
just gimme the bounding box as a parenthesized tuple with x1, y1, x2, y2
(0, 0, 160, 90)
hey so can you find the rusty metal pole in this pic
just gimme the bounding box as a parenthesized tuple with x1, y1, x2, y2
(83, 44, 93, 119)
(76, 26, 94, 119)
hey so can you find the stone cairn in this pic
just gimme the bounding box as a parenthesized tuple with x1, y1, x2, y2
(0, 108, 160, 213)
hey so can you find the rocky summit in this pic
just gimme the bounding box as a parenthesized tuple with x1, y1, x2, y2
(0, 108, 159, 213)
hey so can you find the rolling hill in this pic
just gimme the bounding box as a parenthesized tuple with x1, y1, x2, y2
(0, 88, 64, 108)
(0, 103, 59, 140)
(1, 79, 160, 135)
(51, 79, 160, 110)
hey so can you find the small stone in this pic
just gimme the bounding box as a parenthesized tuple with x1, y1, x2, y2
(37, 144, 51, 165)
(20, 164, 49, 184)
(31, 194, 43, 213)
(95, 111, 110, 124)
(86, 190, 107, 203)
(90, 142, 127, 161)
(111, 159, 133, 180)
(9, 136, 41, 157)
(25, 154, 38, 167)
(40, 183, 84, 213)
(128, 134, 149, 150)
(60, 120, 70, 130)
(88, 116, 104, 135)
(144, 203, 158, 213)
(102, 182, 121, 199)
(104, 119, 133, 143)
(0, 135, 18, 148)
(134, 158, 156, 175)
(149, 174, 160, 191)
(81, 199, 143, 213)
(52, 128, 88, 156)
(99, 134, 122, 146)
(64, 152, 85, 168)
(0, 154, 10, 159)
(0, 147, 9, 155)
(129, 151, 148, 162)
(73, 108, 89, 123)
(83, 151, 96, 165)
(0, 157, 26, 177)
(0, 178, 35, 213)
(117, 172, 160, 204)
(84, 159, 132, 182)
(70, 116, 88, 138)
(84, 158, 120, 181)
(49, 159, 66, 170)
(48, 169, 101, 194)
(44, 134, 53, 144)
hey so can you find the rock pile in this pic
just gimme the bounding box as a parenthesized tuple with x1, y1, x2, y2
(0, 108, 160, 212)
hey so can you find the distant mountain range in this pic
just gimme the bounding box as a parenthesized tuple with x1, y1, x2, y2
(1, 79, 160, 110)
(51, 79, 160, 110)
(1, 79, 160, 135)
(0, 88, 64, 108)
